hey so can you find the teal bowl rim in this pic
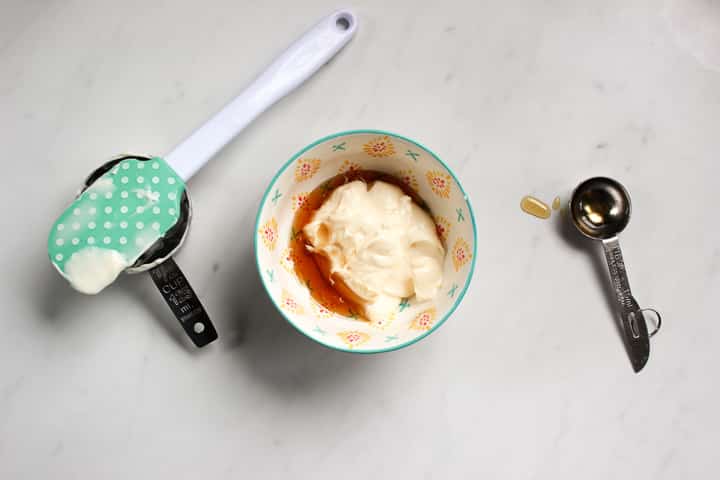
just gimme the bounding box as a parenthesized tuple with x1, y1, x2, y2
(254, 129, 477, 354)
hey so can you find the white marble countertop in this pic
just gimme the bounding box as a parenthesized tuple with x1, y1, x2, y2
(1, 0, 718, 478)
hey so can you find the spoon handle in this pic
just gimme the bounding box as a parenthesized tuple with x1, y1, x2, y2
(149, 258, 218, 347)
(601, 237, 650, 372)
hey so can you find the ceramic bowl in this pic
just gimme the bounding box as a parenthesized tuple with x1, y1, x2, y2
(254, 130, 476, 353)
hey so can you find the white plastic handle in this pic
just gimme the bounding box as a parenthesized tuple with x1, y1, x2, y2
(164, 10, 358, 181)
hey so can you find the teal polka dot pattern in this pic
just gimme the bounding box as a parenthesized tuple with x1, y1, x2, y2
(48, 157, 185, 275)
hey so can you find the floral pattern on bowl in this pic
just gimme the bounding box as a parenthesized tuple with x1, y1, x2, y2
(254, 130, 477, 353)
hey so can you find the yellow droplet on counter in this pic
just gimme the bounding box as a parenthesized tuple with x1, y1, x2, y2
(552, 196, 561, 210)
(520, 195, 551, 219)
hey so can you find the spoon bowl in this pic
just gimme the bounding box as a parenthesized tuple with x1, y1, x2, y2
(570, 177, 631, 240)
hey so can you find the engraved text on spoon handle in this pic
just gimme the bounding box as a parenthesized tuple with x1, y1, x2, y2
(601, 237, 640, 315)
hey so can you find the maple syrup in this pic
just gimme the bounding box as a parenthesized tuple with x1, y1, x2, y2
(520, 195, 551, 219)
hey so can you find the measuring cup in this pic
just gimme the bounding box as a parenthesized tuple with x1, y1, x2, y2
(48, 10, 358, 346)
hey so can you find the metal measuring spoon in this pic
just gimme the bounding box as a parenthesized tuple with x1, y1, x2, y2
(570, 177, 661, 372)
(79, 154, 217, 347)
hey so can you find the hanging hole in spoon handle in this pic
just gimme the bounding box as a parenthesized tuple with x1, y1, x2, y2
(639, 308, 662, 337)
(335, 12, 353, 31)
(148, 258, 218, 347)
